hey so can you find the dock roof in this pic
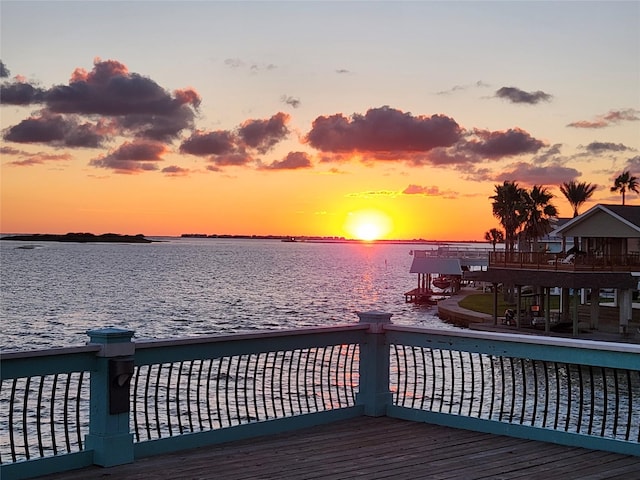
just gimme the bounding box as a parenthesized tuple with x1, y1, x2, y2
(409, 255, 463, 275)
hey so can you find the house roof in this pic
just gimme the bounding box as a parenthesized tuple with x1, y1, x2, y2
(550, 204, 640, 237)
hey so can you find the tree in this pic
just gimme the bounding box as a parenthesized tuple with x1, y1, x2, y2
(560, 180, 597, 217)
(521, 185, 558, 253)
(610, 171, 639, 205)
(489, 181, 527, 254)
(484, 228, 504, 252)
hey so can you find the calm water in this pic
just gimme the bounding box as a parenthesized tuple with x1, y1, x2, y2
(1, 238, 465, 351)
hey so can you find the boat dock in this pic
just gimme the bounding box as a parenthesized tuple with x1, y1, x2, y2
(405, 248, 482, 304)
(38, 416, 640, 480)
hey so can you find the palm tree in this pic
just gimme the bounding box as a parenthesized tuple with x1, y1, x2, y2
(521, 185, 558, 253)
(560, 180, 597, 217)
(610, 171, 639, 205)
(489, 181, 527, 255)
(484, 228, 504, 252)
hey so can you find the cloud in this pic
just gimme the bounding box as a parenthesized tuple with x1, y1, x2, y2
(335, 69, 350, 74)
(162, 165, 190, 176)
(495, 86, 552, 104)
(261, 151, 312, 170)
(0, 81, 46, 105)
(494, 161, 580, 185)
(208, 152, 253, 168)
(281, 95, 301, 108)
(0, 61, 9, 77)
(89, 140, 167, 173)
(224, 58, 245, 69)
(462, 128, 546, 159)
(238, 112, 290, 154)
(2, 58, 201, 158)
(402, 184, 459, 199)
(567, 109, 640, 128)
(4, 113, 105, 147)
(2, 146, 73, 166)
(179, 113, 291, 169)
(180, 130, 237, 156)
(584, 141, 632, 153)
(224, 58, 277, 73)
(623, 155, 640, 172)
(346, 190, 397, 198)
(435, 81, 491, 96)
(306, 106, 461, 156)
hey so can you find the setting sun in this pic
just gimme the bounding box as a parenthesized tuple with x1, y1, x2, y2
(344, 209, 393, 241)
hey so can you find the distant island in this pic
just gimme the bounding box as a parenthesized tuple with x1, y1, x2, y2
(1, 233, 155, 243)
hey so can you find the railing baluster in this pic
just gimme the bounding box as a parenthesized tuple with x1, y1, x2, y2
(311, 348, 319, 411)
(50, 374, 58, 456)
(23, 377, 31, 460)
(625, 369, 632, 442)
(252, 352, 262, 421)
(554, 362, 561, 430)
(63, 374, 71, 453)
(154, 364, 163, 438)
(36, 376, 45, 457)
(215, 357, 224, 428)
(438, 350, 445, 413)
(166, 363, 174, 436)
(498, 356, 505, 422)
(205, 359, 214, 429)
(75, 372, 84, 451)
(588, 365, 595, 436)
(601, 366, 608, 438)
(531, 360, 538, 426)
(261, 352, 271, 419)
(458, 351, 465, 416)
(564, 364, 572, 433)
(448, 350, 455, 414)
(519, 359, 526, 425)
(577, 365, 584, 433)
(303, 349, 312, 412)
(419, 347, 427, 410)
(196, 359, 204, 430)
(478, 354, 485, 418)
(613, 368, 620, 438)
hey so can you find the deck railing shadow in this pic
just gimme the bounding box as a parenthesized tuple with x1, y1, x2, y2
(2, 312, 639, 480)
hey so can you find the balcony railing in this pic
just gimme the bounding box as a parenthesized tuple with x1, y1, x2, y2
(2, 313, 639, 479)
(489, 251, 640, 272)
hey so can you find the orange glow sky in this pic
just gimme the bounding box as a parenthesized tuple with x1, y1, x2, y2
(1, 2, 639, 240)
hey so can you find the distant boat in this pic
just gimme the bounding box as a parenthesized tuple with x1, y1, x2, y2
(281, 237, 297, 243)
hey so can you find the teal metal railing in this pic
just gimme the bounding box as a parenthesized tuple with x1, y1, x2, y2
(1, 312, 639, 479)
(386, 325, 640, 456)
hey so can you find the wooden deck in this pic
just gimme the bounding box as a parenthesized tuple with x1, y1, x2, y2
(39, 417, 640, 479)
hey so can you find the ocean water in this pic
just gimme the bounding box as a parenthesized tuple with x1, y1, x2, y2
(0, 238, 465, 352)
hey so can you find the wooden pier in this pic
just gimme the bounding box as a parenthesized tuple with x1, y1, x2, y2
(38, 417, 640, 479)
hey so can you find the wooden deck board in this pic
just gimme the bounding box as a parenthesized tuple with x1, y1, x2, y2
(38, 417, 640, 480)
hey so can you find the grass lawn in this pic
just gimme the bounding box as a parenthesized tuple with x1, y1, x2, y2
(458, 293, 513, 316)
(458, 292, 562, 315)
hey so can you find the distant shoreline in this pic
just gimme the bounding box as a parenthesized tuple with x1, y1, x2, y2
(180, 234, 484, 244)
(1, 233, 155, 243)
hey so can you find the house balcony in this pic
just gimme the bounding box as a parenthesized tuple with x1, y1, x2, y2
(489, 251, 640, 272)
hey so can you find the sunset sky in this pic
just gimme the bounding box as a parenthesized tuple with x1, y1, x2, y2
(1, 1, 639, 240)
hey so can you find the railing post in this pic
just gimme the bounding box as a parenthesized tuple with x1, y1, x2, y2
(356, 311, 392, 417)
(85, 328, 135, 467)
